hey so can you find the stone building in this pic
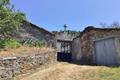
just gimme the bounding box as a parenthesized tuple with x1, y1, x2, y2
(56, 31, 74, 53)
(56, 25, 76, 53)
(72, 26, 120, 66)
(14, 21, 56, 48)
(56, 25, 78, 61)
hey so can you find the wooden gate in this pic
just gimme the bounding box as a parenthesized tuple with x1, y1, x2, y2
(94, 38, 118, 66)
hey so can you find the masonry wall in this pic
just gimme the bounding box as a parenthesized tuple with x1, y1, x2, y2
(0, 50, 56, 80)
(14, 22, 56, 48)
(72, 28, 120, 64)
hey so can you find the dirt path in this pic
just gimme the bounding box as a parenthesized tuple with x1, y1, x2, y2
(20, 62, 99, 80)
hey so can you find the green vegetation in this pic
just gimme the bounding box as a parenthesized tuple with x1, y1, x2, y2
(0, 39, 45, 49)
(52, 30, 80, 37)
(52, 24, 80, 37)
(0, 39, 21, 49)
(20, 39, 45, 48)
(0, 0, 26, 38)
(0, 0, 46, 50)
(84, 67, 120, 80)
(0, 0, 24, 49)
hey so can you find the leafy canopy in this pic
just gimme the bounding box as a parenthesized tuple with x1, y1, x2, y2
(0, 0, 26, 38)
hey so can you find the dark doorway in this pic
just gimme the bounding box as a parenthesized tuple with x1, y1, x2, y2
(57, 52, 72, 61)
(57, 40, 72, 61)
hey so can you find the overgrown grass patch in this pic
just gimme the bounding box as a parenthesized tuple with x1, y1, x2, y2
(0, 39, 21, 49)
(0, 38, 46, 50)
(0, 38, 54, 58)
(19, 39, 45, 48)
(82, 66, 120, 80)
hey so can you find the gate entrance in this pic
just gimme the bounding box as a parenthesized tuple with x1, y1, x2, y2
(57, 40, 72, 61)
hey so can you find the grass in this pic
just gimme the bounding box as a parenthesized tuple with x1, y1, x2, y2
(20, 39, 45, 47)
(68, 65, 120, 80)
(0, 39, 21, 49)
(92, 67, 120, 80)
(19, 62, 120, 80)
(0, 38, 54, 58)
(0, 46, 55, 58)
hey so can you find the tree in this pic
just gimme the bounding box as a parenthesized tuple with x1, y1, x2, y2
(99, 23, 108, 28)
(100, 21, 120, 28)
(0, 0, 26, 38)
(110, 22, 120, 28)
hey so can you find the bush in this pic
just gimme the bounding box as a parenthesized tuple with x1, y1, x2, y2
(20, 39, 45, 47)
(0, 38, 45, 49)
(0, 39, 21, 49)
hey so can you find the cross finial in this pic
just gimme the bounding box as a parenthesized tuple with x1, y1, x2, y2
(63, 24, 67, 32)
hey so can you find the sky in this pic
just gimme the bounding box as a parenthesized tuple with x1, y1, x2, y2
(11, 0, 120, 31)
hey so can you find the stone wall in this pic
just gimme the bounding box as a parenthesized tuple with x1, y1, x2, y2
(72, 27, 120, 64)
(0, 51, 56, 80)
(14, 21, 56, 48)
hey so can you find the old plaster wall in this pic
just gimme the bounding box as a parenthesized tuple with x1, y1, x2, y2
(72, 37, 81, 61)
